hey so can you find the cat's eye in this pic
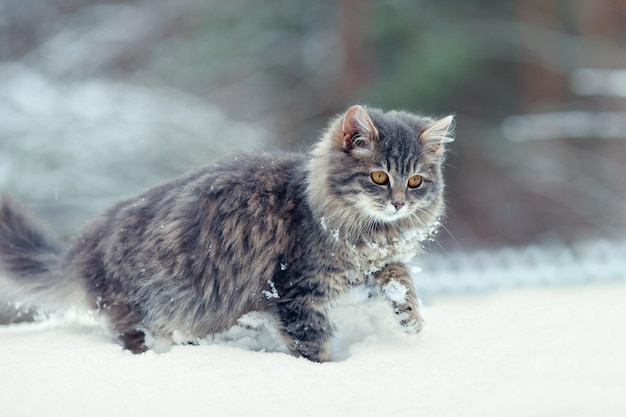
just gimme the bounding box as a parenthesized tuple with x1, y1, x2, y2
(408, 175, 423, 188)
(370, 171, 389, 185)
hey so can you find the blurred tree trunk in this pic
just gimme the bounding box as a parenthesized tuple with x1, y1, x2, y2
(337, 0, 371, 98)
(517, 0, 566, 111)
(576, 0, 626, 233)
(278, 0, 373, 147)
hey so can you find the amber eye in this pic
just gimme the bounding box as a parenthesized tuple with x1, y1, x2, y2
(370, 171, 389, 185)
(408, 175, 423, 188)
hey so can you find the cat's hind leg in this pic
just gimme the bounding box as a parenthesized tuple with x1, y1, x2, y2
(101, 302, 153, 353)
(117, 327, 176, 353)
(118, 328, 148, 353)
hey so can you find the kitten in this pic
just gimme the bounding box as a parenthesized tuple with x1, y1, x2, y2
(0, 105, 454, 362)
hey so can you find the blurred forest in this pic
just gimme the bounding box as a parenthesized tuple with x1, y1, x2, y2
(1, 0, 625, 250)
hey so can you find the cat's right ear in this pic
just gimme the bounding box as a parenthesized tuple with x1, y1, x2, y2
(342, 105, 378, 152)
(419, 115, 455, 156)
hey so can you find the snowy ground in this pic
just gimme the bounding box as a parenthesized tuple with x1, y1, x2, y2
(1, 282, 625, 417)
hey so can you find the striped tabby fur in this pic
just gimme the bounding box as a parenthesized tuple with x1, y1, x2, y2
(0, 105, 453, 361)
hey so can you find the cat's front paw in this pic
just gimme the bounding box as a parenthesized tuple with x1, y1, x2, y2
(393, 305, 424, 334)
(374, 264, 425, 335)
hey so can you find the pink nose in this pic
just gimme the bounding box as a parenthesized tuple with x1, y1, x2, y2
(392, 201, 404, 210)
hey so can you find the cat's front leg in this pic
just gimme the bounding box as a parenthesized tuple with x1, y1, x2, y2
(275, 298, 333, 362)
(374, 262, 424, 334)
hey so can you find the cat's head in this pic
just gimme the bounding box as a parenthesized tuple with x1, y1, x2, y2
(308, 105, 454, 238)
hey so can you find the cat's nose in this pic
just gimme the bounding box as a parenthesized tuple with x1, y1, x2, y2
(392, 201, 405, 211)
(391, 188, 406, 211)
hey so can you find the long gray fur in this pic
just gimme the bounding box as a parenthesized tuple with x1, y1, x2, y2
(0, 105, 454, 361)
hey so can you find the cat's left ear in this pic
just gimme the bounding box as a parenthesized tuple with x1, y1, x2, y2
(419, 115, 455, 156)
(342, 105, 378, 152)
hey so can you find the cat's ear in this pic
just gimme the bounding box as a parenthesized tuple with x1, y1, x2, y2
(419, 115, 455, 155)
(342, 105, 378, 151)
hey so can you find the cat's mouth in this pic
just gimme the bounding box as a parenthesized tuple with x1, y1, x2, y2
(381, 207, 411, 222)
(367, 204, 412, 223)
(354, 198, 412, 223)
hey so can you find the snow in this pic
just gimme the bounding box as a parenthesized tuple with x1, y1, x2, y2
(382, 279, 408, 303)
(1, 283, 625, 417)
(261, 280, 280, 299)
(319, 216, 340, 241)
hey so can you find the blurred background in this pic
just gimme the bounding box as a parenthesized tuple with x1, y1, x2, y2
(1, 0, 625, 297)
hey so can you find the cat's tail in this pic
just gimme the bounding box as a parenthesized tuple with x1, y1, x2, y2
(0, 194, 85, 320)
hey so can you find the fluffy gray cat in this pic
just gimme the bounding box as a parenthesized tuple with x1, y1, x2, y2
(0, 105, 454, 361)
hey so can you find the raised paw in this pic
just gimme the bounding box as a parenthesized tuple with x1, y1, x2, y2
(393, 304, 424, 334)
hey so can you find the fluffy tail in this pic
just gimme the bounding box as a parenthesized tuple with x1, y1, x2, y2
(0, 195, 83, 318)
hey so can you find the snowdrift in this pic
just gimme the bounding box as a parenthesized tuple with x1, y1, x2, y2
(1, 283, 625, 417)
